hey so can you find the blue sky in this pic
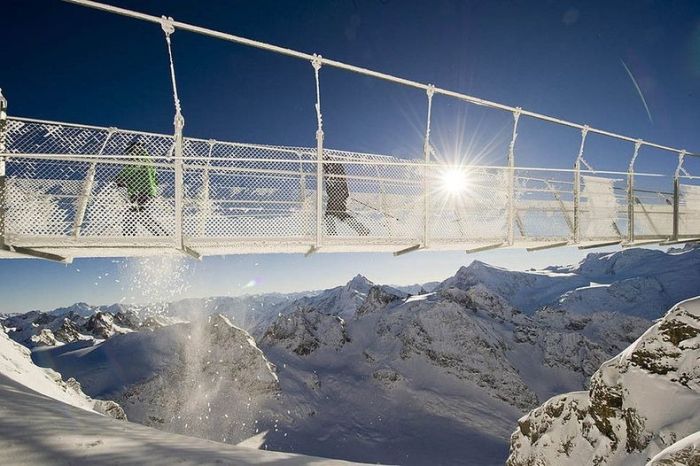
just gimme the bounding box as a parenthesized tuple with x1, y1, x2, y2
(1, 0, 699, 312)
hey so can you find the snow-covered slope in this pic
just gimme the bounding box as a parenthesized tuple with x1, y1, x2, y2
(507, 297, 700, 466)
(0, 373, 363, 465)
(551, 246, 700, 319)
(0, 325, 124, 419)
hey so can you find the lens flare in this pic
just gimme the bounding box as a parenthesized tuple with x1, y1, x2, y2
(439, 167, 470, 194)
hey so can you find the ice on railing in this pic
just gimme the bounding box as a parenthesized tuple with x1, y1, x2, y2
(581, 176, 620, 240)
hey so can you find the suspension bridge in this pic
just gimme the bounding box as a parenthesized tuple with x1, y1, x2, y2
(0, 0, 698, 263)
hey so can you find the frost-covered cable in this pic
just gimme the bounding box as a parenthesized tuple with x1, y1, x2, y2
(161, 15, 185, 248)
(161, 16, 184, 132)
(422, 85, 435, 248)
(312, 54, 324, 142)
(423, 85, 435, 158)
(312, 54, 324, 247)
(507, 108, 521, 245)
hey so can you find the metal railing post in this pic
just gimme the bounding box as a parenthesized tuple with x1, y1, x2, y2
(197, 139, 214, 236)
(0, 89, 7, 247)
(573, 125, 589, 243)
(72, 127, 115, 237)
(672, 150, 686, 241)
(173, 116, 184, 247)
(423, 85, 435, 248)
(507, 108, 521, 245)
(626, 140, 642, 244)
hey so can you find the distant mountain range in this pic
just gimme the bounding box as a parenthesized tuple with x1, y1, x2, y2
(2, 244, 699, 465)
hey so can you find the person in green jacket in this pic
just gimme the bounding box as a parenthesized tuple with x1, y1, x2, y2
(115, 140, 164, 236)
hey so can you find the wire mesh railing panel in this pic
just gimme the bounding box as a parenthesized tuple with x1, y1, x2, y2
(2, 117, 696, 255)
(321, 155, 423, 243)
(632, 177, 674, 239)
(5, 156, 177, 245)
(182, 140, 316, 241)
(680, 183, 700, 237)
(4, 119, 178, 246)
(429, 167, 508, 244)
(579, 175, 625, 242)
(6, 119, 111, 156)
(513, 171, 574, 242)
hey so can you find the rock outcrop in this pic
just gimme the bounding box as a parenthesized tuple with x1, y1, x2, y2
(507, 297, 700, 466)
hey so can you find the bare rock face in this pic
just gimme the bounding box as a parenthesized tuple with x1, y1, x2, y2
(377, 296, 539, 410)
(93, 399, 128, 420)
(260, 306, 350, 356)
(507, 297, 700, 466)
(30, 328, 58, 347)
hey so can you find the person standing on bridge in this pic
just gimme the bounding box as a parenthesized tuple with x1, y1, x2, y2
(323, 156, 369, 236)
(115, 139, 166, 236)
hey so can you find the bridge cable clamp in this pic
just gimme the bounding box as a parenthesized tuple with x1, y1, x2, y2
(160, 16, 175, 36)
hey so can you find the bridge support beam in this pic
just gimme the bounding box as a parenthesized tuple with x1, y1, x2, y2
(181, 244, 202, 260)
(578, 240, 621, 250)
(393, 244, 422, 256)
(1, 245, 71, 264)
(465, 242, 504, 254)
(526, 241, 569, 252)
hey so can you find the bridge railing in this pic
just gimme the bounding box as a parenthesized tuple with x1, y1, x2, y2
(2, 116, 697, 258)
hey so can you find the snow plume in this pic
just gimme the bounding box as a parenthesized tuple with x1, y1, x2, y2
(118, 256, 193, 317)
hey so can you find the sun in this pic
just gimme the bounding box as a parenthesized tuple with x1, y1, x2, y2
(439, 166, 470, 194)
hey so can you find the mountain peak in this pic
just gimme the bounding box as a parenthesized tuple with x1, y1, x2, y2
(345, 274, 374, 291)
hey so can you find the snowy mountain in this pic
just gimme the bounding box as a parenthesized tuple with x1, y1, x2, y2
(549, 246, 700, 319)
(7, 245, 700, 465)
(507, 297, 700, 466)
(32, 314, 280, 445)
(0, 323, 125, 420)
(2, 308, 166, 348)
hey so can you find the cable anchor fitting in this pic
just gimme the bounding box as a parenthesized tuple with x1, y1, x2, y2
(160, 16, 175, 36)
(311, 53, 323, 72)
